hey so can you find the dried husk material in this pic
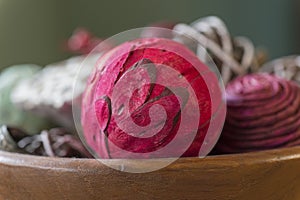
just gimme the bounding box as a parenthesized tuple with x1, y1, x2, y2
(260, 55, 300, 85)
(214, 73, 300, 154)
(82, 38, 223, 159)
(0, 125, 25, 153)
(11, 54, 101, 131)
(18, 128, 92, 158)
(0, 125, 91, 158)
(173, 16, 266, 85)
(0, 65, 52, 133)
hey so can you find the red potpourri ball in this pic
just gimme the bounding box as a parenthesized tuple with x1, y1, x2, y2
(81, 37, 225, 159)
(67, 28, 103, 54)
(215, 73, 300, 154)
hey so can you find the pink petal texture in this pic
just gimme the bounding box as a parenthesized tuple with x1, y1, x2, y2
(81, 38, 223, 158)
(215, 73, 300, 154)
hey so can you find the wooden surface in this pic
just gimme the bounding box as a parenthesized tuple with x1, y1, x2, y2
(0, 146, 300, 200)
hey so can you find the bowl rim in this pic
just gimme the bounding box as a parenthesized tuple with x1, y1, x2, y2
(1, 146, 300, 172)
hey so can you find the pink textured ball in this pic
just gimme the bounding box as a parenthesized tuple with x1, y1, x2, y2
(81, 38, 224, 158)
(215, 73, 300, 153)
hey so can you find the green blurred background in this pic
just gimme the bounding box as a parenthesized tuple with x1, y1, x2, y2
(0, 0, 299, 69)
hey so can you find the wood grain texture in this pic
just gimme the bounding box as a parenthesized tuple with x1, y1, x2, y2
(0, 146, 300, 200)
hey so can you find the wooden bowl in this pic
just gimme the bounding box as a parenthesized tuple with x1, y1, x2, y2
(0, 146, 300, 200)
